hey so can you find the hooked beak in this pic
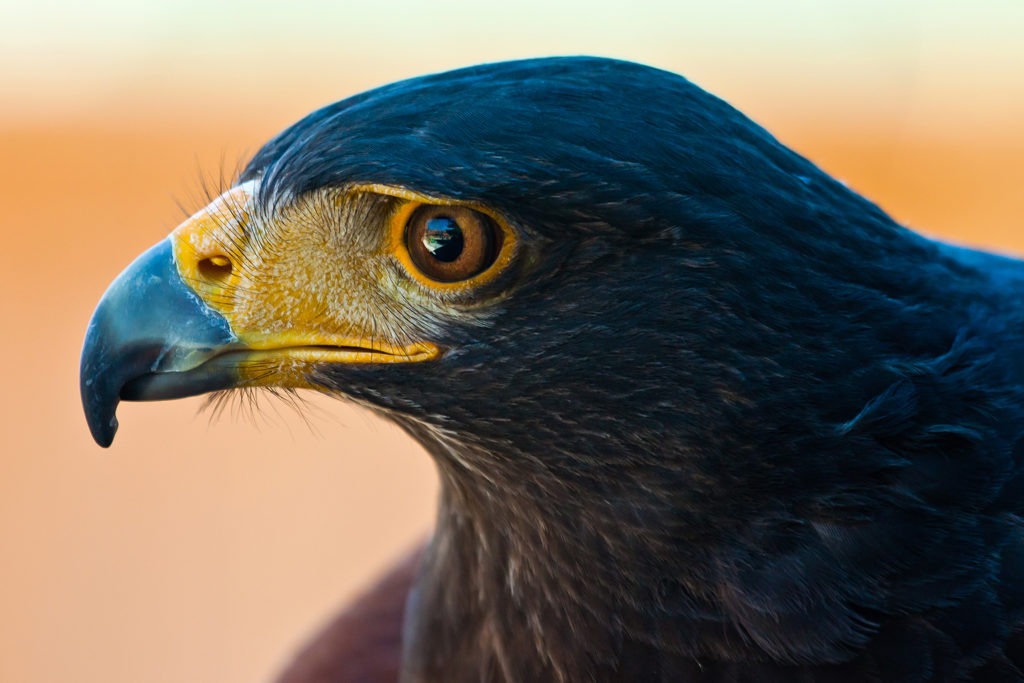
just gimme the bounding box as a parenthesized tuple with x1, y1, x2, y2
(80, 239, 240, 447)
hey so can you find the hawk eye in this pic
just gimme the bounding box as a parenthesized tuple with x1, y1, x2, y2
(405, 205, 500, 283)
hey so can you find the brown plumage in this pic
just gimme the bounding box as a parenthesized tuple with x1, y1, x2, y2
(274, 546, 422, 683)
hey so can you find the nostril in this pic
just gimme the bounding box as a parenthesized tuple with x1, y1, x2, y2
(197, 255, 233, 282)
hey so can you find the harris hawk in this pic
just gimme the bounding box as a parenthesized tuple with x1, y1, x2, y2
(81, 57, 1024, 682)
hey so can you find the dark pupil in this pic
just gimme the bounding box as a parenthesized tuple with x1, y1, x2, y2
(422, 217, 464, 262)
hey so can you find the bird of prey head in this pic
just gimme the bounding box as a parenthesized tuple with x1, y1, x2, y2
(81, 57, 1024, 681)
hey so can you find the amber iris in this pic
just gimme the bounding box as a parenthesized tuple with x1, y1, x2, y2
(405, 205, 499, 282)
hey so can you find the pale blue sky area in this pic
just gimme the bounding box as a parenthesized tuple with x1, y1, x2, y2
(1, 0, 1021, 126)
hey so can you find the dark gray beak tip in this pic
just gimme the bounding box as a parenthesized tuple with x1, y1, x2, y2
(88, 412, 117, 448)
(80, 345, 119, 448)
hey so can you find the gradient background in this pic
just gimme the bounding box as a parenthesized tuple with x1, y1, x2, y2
(2, 2, 1022, 682)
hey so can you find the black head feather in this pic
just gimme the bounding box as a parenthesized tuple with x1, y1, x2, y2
(243, 58, 1024, 681)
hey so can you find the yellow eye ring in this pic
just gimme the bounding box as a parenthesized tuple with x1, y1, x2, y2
(350, 183, 519, 294)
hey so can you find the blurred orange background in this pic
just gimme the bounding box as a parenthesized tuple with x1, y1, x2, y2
(1, 3, 1022, 682)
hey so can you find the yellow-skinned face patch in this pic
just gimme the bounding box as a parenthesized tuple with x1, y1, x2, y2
(166, 181, 519, 390)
